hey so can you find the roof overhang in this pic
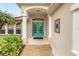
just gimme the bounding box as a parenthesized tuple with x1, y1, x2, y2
(16, 3, 51, 8)
(48, 3, 63, 14)
(16, 3, 63, 15)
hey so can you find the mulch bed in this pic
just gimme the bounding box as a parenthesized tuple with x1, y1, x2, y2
(18, 45, 26, 56)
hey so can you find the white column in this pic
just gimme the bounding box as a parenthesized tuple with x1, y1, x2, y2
(48, 15, 52, 38)
(71, 4, 79, 55)
(22, 10, 28, 45)
(5, 24, 8, 34)
(14, 24, 16, 35)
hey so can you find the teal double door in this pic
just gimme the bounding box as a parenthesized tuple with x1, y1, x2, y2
(32, 22, 44, 37)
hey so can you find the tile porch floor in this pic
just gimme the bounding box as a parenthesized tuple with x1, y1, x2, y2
(20, 39, 53, 56)
(20, 45, 53, 56)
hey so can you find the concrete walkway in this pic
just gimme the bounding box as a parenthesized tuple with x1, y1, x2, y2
(20, 45, 53, 56)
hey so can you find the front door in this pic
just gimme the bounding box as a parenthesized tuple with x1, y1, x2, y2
(32, 22, 44, 37)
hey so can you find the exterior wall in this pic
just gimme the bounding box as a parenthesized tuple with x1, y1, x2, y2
(50, 4, 73, 55)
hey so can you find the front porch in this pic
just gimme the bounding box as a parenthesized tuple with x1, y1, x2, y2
(20, 4, 52, 45)
(20, 44, 53, 56)
(17, 3, 53, 56)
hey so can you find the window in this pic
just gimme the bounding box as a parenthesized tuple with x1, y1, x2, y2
(33, 23, 37, 33)
(8, 25, 14, 34)
(16, 20, 22, 34)
(39, 23, 44, 33)
(0, 19, 22, 35)
(0, 25, 5, 34)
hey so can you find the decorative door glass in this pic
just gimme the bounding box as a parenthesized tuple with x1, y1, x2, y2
(32, 22, 44, 37)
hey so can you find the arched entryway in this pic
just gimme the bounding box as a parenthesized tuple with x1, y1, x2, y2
(26, 7, 49, 45)
(19, 4, 53, 56)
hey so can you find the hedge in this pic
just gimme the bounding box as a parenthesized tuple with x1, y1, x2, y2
(0, 35, 22, 56)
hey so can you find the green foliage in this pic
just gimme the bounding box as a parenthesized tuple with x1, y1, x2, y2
(0, 10, 16, 25)
(0, 35, 22, 56)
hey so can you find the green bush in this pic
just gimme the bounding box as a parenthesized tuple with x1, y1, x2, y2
(0, 35, 22, 56)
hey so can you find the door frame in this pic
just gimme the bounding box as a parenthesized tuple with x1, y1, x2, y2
(32, 21, 45, 37)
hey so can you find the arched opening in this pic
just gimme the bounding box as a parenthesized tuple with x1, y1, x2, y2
(26, 7, 49, 44)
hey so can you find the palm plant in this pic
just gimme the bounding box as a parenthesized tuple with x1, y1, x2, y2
(0, 10, 16, 29)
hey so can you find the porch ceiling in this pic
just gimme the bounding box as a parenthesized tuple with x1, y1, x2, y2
(27, 8, 47, 16)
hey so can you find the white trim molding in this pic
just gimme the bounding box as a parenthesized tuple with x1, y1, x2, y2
(71, 4, 79, 11)
(72, 50, 79, 56)
(5, 24, 8, 35)
(14, 24, 16, 35)
(71, 3, 79, 56)
(24, 6, 48, 11)
(48, 15, 52, 38)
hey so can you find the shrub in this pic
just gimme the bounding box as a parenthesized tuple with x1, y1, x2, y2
(0, 35, 22, 56)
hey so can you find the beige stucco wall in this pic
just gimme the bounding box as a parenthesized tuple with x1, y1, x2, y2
(50, 3, 73, 56)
